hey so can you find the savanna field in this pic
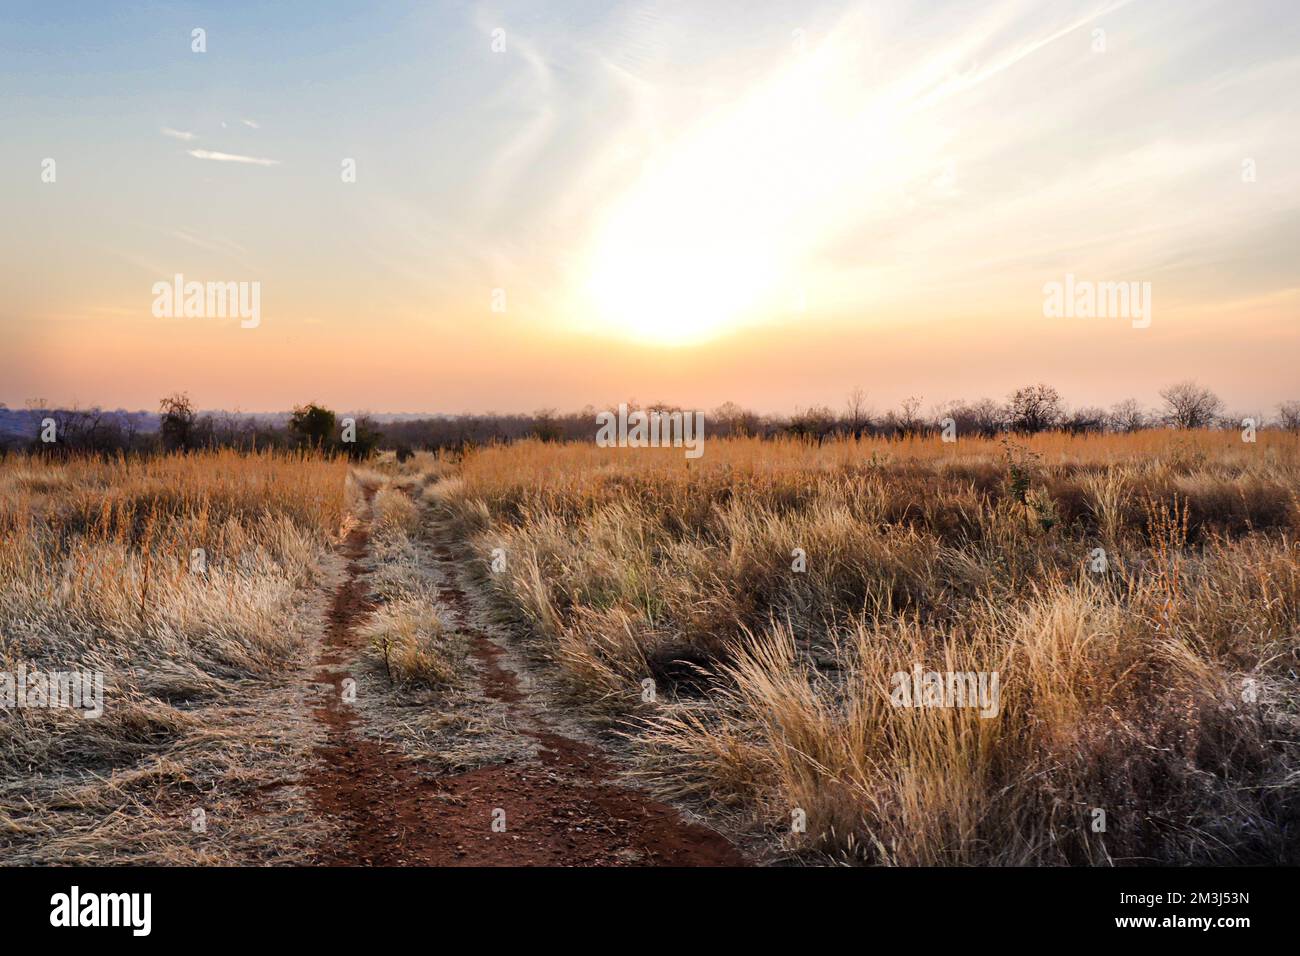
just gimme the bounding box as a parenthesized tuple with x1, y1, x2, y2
(2, 431, 1298, 865)
(437, 431, 1300, 864)
(9, 0, 1300, 932)
(0, 452, 348, 862)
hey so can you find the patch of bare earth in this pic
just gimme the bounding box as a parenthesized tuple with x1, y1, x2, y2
(304, 490, 747, 866)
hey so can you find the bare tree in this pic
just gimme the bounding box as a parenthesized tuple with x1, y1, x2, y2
(935, 399, 974, 438)
(531, 408, 562, 442)
(789, 405, 837, 443)
(159, 393, 198, 452)
(1159, 380, 1223, 429)
(1277, 401, 1300, 434)
(1108, 398, 1148, 433)
(967, 398, 1005, 437)
(712, 401, 761, 438)
(712, 401, 745, 437)
(896, 396, 924, 436)
(844, 387, 871, 439)
(1007, 384, 1063, 433)
(1063, 406, 1107, 435)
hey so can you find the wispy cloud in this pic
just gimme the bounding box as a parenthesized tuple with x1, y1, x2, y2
(161, 127, 197, 142)
(473, 14, 556, 218)
(186, 149, 280, 167)
(241, 118, 260, 129)
(171, 229, 251, 260)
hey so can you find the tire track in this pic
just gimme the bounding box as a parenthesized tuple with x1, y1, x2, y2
(304, 483, 747, 866)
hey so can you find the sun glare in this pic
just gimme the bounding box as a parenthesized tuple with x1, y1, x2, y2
(576, 15, 949, 347)
(579, 58, 835, 346)
(582, 179, 784, 346)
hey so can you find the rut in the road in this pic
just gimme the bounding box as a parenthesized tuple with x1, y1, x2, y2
(305, 490, 747, 866)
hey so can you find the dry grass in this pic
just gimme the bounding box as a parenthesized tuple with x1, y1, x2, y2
(7, 435, 1295, 866)
(356, 456, 472, 691)
(430, 431, 1300, 864)
(372, 486, 423, 537)
(359, 597, 467, 688)
(0, 449, 348, 863)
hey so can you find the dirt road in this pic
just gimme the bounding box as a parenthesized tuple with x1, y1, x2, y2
(305, 490, 747, 866)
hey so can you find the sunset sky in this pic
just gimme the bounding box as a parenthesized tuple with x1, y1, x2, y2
(3, 0, 1297, 415)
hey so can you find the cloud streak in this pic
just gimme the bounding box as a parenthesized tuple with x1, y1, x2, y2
(186, 149, 280, 167)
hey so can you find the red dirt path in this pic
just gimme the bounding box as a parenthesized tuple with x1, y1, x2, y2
(304, 495, 747, 866)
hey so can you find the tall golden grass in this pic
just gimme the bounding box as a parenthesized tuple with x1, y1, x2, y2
(431, 431, 1300, 864)
(359, 463, 470, 688)
(0, 450, 348, 863)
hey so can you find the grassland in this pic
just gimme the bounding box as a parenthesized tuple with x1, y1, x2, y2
(0, 450, 348, 862)
(3, 432, 1296, 866)
(430, 431, 1300, 864)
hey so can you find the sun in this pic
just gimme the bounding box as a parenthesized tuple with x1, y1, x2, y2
(572, 17, 923, 348)
(581, 178, 783, 346)
(574, 49, 850, 346)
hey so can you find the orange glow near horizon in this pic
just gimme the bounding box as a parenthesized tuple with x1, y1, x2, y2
(2, 1, 1298, 414)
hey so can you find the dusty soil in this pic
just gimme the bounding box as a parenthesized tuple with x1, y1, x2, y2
(304, 491, 747, 866)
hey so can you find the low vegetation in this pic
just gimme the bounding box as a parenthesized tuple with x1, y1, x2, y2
(5, 430, 1296, 866)
(359, 465, 470, 689)
(0, 450, 348, 862)
(430, 431, 1300, 864)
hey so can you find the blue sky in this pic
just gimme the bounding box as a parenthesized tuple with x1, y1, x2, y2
(2, 0, 1298, 413)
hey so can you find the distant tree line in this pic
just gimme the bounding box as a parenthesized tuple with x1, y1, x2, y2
(1, 395, 381, 459)
(753, 381, 1300, 442)
(2, 381, 1297, 458)
(383, 382, 1300, 449)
